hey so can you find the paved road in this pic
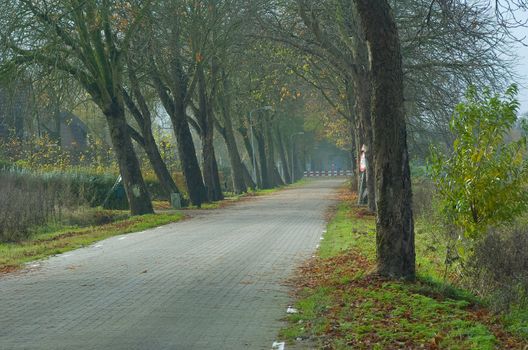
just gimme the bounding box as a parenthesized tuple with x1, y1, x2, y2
(0, 178, 342, 350)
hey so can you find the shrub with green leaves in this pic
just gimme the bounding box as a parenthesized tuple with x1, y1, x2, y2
(430, 85, 528, 240)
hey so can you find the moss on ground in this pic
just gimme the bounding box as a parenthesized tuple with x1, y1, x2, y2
(281, 187, 527, 349)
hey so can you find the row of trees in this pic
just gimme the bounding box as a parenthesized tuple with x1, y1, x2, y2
(0, 1, 309, 214)
(0, 1, 521, 278)
(256, 0, 516, 277)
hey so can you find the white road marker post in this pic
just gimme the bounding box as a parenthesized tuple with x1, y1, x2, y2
(272, 341, 285, 350)
(287, 306, 298, 314)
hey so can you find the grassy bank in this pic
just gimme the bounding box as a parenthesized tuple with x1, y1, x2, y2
(0, 211, 184, 273)
(281, 188, 526, 349)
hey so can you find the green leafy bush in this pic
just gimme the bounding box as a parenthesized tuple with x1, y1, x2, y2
(430, 85, 528, 240)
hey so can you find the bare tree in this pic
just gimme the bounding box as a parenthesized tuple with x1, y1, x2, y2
(0, 0, 154, 215)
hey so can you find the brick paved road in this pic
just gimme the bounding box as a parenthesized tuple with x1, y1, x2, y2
(0, 178, 342, 350)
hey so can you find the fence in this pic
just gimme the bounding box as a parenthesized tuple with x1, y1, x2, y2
(303, 170, 353, 177)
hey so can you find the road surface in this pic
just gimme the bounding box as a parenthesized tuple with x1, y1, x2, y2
(0, 178, 342, 350)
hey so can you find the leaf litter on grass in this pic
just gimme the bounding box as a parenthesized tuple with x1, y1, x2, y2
(281, 186, 527, 349)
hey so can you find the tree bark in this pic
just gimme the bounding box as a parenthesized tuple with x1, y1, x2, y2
(220, 124, 247, 194)
(290, 137, 304, 182)
(122, 88, 180, 198)
(217, 121, 248, 194)
(239, 125, 261, 188)
(241, 163, 256, 190)
(143, 132, 180, 196)
(197, 64, 223, 201)
(217, 72, 248, 194)
(272, 164, 285, 186)
(276, 128, 291, 184)
(151, 67, 207, 207)
(354, 0, 415, 279)
(172, 103, 207, 206)
(128, 125, 180, 198)
(356, 76, 376, 212)
(103, 98, 153, 215)
(263, 117, 283, 187)
(201, 126, 223, 201)
(255, 130, 271, 189)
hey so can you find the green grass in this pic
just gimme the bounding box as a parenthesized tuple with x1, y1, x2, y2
(281, 195, 525, 349)
(0, 212, 184, 272)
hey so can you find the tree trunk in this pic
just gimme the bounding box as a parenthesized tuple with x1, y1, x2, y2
(272, 165, 285, 186)
(290, 138, 304, 182)
(241, 163, 256, 190)
(238, 124, 261, 189)
(172, 105, 207, 206)
(143, 132, 180, 196)
(356, 75, 376, 212)
(218, 73, 248, 194)
(201, 127, 223, 201)
(354, 0, 415, 279)
(223, 127, 247, 194)
(122, 86, 180, 198)
(151, 68, 207, 207)
(104, 98, 153, 215)
(128, 124, 181, 198)
(217, 123, 248, 194)
(276, 128, 291, 184)
(197, 64, 223, 201)
(255, 131, 271, 189)
(345, 74, 375, 211)
(263, 119, 281, 187)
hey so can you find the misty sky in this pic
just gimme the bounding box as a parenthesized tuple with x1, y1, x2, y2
(512, 22, 528, 113)
(516, 44, 528, 113)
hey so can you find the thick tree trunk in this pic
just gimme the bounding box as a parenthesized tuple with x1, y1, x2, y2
(345, 74, 375, 211)
(276, 128, 291, 184)
(151, 68, 207, 207)
(217, 124, 248, 194)
(272, 165, 285, 186)
(104, 99, 153, 215)
(238, 124, 261, 189)
(224, 128, 247, 194)
(344, 82, 363, 192)
(197, 65, 223, 201)
(143, 132, 180, 196)
(354, 0, 415, 279)
(349, 147, 358, 191)
(218, 74, 248, 194)
(290, 138, 304, 182)
(263, 120, 282, 187)
(211, 151, 223, 197)
(255, 131, 271, 189)
(122, 87, 180, 198)
(241, 163, 256, 190)
(348, 123, 358, 192)
(172, 105, 207, 206)
(201, 128, 223, 201)
(356, 77, 376, 212)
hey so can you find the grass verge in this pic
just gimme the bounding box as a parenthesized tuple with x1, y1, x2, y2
(281, 187, 526, 349)
(0, 211, 184, 273)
